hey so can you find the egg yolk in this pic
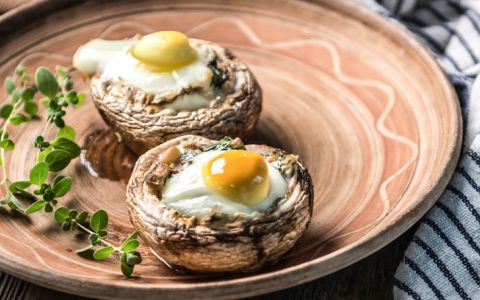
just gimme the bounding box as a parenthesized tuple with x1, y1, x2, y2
(130, 31, 197, 72)
(202, 150, 270, 206)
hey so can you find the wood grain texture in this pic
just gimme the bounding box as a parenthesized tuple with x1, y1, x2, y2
(0, 0, 461, 299)
(0, 0, 32, 13)
(0, 226, 416, 299)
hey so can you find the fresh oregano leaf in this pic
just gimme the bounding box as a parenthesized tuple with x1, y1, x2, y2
(0, 139, 14, 151)
(57, 125, 76, 141)
(4, 77, 15, 94)
(66, 91, 78, 105)
(9, 114, 29, 125)
(9, 181, 31, 192)
(54, 206, 69, 223)
(29, 161, 49, 185)
(52, 176, 72, 197)
(77, 93, 86, 106)
(35, 67, 59, 98)
(44, 149, 71, 172)
(0, 104, 13, 119)
(124, 232, 138, 243)
(89, 233, 100, 245)
(51, 137, 80, 158)
(61, 220, 72, 231)
(21, 87, 35, 101)
(52, 175, 65, 186)
(68, 209, 77, 219)
(125, 251, 142, 266)
(37, 145, 53, 162)
(53, 117, 65, 128)
(121, 263, 133, 277)
(90, 209, 108, 233)
(44, 203, 53, 213)
(76, 211, 88, 223)
(25, 200, 47, 214)
(93, 246, 115, 260)
(5, 194, 22, 210)
(15, 66, 26, 77)
(48, 100, 58, 110)
(11, 89, 23, 103)
(120, 252, 127, 264)
(24, 101, 39, 116)
(64, 79, 73, 91)
(12, 189, 36, 201)
(121, 239, 139, 252)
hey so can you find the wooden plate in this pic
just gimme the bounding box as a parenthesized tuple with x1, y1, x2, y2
(0, 0, 462, 299)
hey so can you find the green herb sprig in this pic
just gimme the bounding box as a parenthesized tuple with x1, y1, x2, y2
(57, 208, 142, 276)
(1, 66, 141, 277)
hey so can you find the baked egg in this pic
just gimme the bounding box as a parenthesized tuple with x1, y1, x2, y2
(73, 31, 213, 109)
(162, 149, 287, 218)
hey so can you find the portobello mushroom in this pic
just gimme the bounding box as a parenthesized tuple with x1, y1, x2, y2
(74, 31, 262, 154)
(126, 135, 313, 273)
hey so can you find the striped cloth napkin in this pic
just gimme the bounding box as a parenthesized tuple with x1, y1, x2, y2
(359, 0, 480, 299)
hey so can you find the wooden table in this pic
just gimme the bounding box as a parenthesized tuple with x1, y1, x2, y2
(0, 227, 415, 299)
(0, 1, 419, 299)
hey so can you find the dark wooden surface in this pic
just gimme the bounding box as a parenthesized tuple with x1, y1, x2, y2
(0, 1, 417, 299)
(0, 226, 416, 299)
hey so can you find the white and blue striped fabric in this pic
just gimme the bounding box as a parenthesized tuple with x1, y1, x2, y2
(358, 0, 480, 299)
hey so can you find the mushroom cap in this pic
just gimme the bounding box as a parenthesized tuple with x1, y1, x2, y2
(91, 39, 262, 155)
(126, 135, 314, 273)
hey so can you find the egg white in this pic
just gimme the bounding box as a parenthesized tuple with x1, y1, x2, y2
(161, 151, 288, 218)
(73, 38, 213, 110)
(73, 39, 136, 75)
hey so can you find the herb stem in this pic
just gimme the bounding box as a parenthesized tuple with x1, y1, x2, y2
(0, 101, 21, 185)
(74, 220, 123, 253)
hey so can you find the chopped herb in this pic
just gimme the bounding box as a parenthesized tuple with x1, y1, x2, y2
(202, 136, 245, 152)
(203, 136, 233, 151)
(207, 59, 227, 88)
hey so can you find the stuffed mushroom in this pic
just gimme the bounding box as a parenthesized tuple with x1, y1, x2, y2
(126, 135, 313, 273)
(73, 31, 262, 154)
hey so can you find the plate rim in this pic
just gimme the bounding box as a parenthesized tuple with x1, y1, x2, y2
(0, 0, 462, 299)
